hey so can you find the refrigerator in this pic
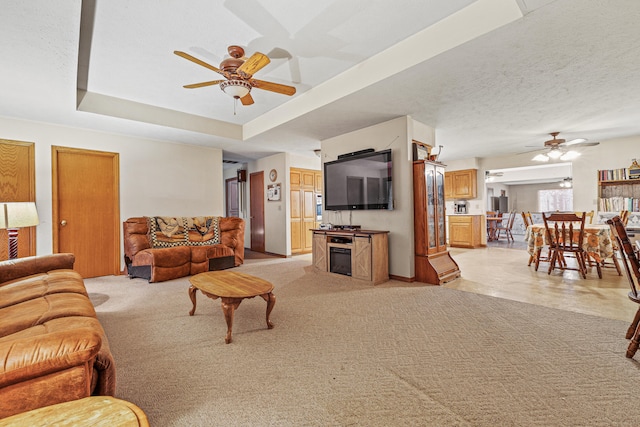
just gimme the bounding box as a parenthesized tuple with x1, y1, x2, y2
(490, 196, 509, 213)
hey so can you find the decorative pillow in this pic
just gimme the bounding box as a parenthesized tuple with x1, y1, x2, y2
(186, 216, 221, 245)
(147, 217, 188, 248)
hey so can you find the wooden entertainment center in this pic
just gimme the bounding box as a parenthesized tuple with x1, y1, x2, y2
(312, 228, 389, 285)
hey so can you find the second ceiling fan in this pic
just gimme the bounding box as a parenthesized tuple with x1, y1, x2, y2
(530, 132, 599, 161)
(174, 45, 296, 107)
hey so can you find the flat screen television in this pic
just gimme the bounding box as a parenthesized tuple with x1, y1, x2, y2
(323, 149, 393, 211)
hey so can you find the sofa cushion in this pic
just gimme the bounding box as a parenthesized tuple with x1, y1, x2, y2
(0, 294, 97, 338)
(0, 253, 75, 285)
(189, 245, 234, 275)
(0, 270, 87, 310)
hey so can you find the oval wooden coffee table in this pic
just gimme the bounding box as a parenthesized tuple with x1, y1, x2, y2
(188, 271, 276, 343)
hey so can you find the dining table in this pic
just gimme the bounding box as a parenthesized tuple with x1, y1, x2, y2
(486, 216, 504, 241)
(524, 223, 615, 263)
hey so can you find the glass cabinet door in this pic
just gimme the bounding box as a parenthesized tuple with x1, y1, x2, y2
(425, 165, 436, 250)
(436, 166, 446, 249)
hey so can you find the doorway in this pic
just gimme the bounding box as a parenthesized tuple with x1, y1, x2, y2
(226, 177, 239, 217)
(52, 146, 120, 278)
(250, 171, 265, 252)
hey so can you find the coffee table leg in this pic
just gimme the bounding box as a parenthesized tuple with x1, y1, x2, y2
(221, 298, 242, 344)
(261, 292, 276, 329)
(188, 285, 198, 316)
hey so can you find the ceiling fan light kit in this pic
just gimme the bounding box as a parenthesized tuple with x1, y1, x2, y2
(220, 80, 251, 99)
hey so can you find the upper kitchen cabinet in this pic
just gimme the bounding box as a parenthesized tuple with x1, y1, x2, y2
(444, 169, 477, 199)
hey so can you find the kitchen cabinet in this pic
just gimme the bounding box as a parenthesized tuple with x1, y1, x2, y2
(448, 215, 483, 248)
(444, 169, 477, 199)
(413, 161, 460, 285)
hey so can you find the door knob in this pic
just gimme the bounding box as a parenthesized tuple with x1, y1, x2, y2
(60, 220, 67, 227)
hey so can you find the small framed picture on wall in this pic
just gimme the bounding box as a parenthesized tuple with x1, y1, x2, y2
(267, 183, 281, 201)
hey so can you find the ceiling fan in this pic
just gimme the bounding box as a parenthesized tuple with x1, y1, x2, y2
(173, 45, 296, 107)
(529, 132, 599, 162)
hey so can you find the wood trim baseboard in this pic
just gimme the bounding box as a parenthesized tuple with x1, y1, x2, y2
(389, 274, 414, 283)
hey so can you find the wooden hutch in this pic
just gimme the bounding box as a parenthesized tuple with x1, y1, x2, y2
(413, 160, 460, 284)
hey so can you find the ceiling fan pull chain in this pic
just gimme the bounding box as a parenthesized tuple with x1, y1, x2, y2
(234, 97, 237, 115)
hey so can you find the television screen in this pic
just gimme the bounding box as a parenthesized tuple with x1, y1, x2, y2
(323, 149, 393, 211)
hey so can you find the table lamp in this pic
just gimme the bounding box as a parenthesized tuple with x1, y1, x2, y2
(0, 202, 39, 259)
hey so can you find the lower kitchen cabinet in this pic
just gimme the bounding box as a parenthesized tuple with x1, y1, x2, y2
(448, 215, 483, 248)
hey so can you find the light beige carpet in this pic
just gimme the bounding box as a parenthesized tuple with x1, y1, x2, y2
(85, 257, 640, 426)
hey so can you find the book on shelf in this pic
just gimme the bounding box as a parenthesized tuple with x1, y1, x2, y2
(598, 168, 629, 181)
(598, 196, 639, 212)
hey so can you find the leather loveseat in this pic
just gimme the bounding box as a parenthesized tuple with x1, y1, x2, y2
(123, 216, 245, 283)
(0, 254, 116, 419)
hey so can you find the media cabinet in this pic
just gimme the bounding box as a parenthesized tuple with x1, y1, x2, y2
(312, 229, 389, 285)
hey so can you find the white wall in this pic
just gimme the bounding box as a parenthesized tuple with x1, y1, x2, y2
(321, 116, 420, 279)
(0, 116, 224, 262)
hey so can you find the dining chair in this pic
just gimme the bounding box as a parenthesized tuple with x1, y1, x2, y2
(523, 211, 551, 267)
(495, 211, 516, 242)
(607, 215, 640, 358)
(620, 210, 630, 226)
(579, 210, 595, 224)
(542, 211, 595, 279)
(486, 212, 503, 241)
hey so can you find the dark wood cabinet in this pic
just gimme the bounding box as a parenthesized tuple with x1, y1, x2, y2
(413, 161, 460, 284)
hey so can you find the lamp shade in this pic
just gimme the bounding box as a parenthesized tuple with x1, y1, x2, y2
(220, 80, 251, 99)
(0, 202, 39, 229)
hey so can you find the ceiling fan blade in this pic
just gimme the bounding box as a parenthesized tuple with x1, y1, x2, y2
(240, 93, 254, 106)
(174, 51, 224, 75)
(183, 80, 224, 89)
(566, 141, 599, 147)
(237, 52, 270, 79)
(250, 79, 296, 96)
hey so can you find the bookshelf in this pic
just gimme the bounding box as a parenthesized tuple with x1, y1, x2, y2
(597, 168, 640, 213)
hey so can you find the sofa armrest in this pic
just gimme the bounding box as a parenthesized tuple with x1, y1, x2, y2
(0, 254, 75, 286)
(0, 328, 101, 389)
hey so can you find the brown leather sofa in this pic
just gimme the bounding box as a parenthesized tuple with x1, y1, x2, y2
(123, 216, 245, 283)
(0, 254, 116, 419)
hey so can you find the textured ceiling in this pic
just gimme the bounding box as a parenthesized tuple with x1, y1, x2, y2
(1, 0, 640, 164)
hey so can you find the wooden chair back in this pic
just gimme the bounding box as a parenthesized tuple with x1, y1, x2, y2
(576, 210, 594, 224)
(505, 211, 516, 228)
(521, 211, 533, 228)
(608, 216, 640, 299)
(543, 212, 586, 252)
(543, 211, 588, 278)
(607, 215, 640, 358)
(620, 210, 630, 227)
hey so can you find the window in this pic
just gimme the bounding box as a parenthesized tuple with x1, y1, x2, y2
(538, 189, 573, 212)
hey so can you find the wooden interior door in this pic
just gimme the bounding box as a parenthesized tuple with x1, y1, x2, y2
(226, 177, 239, 217)
(0, 139, 36, 259)
(52, 146, 120, 278)
(290, 168, 322, 255)
(290, 170, 302, 254)
(250, 171, 265, 252)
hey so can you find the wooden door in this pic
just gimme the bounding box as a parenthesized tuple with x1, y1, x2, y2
(290, 168, 321, 254)
(250, 171, 265, 252)
(0, 139, 36, 259)
(301, 171, 316, 252)
(52, 146, 120, 278)
(290, 170, 302, 254)
(226, 177, 239, 217)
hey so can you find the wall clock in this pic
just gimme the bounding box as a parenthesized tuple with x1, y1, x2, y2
(269, 169, 277, 182)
